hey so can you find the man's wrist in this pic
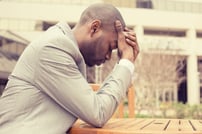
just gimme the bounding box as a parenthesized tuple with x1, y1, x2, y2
(118, 59, 134, 75)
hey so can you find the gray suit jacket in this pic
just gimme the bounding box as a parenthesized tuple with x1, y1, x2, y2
(0, 22, 132, 134)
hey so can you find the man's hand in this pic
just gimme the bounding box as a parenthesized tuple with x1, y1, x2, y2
(115, 20, 139, 62)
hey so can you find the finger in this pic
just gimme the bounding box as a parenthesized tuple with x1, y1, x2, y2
(124, 31, 136, 43)
(136, 42, 140, 54)
(126, 37, 139, 52)
(126, 39, 140, 60)
(126, 39, 139, 50)
(125, 33, 136, 42)
(126, 38, 137, 47)
(124, 33, 137, 50)
(125, 31, 136, 37)
(124, 27, 134, 33)
(115, 20, 123, 33)
(115, 20, 125, 40)
(124, 27, 135, 33)
(132, 39, 140, 56)
(124, 27, 130, 32)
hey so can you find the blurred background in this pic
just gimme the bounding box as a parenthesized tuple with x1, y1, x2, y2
(0, 0, 202, 118)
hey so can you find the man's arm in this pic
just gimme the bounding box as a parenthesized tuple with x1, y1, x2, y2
(115, 20, 139, 83)
(34, 45, 131, 128)
(34, 21, 139, 128)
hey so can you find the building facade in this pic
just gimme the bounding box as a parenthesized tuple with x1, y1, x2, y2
(0, 0, 202, 105)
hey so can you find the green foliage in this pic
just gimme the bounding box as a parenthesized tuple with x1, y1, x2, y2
(135, 114, 152, 118)
(160, 102, 202, 119)
(135, 102, 202, 119)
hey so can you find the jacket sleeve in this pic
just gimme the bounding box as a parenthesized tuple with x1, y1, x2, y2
(34, 45, 132, 127)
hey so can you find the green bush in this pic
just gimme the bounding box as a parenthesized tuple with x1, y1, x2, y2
(160, 102, 202, 119)
(135, 102, 202, 119)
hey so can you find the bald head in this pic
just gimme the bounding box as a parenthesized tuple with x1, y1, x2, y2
(78, 3, 125, 31)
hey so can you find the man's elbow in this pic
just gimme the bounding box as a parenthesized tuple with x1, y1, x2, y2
(91, 120, 106, 128)
(88, 114, 109, 128)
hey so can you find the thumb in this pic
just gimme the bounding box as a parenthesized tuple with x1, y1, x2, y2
(115, 20, 123, 34)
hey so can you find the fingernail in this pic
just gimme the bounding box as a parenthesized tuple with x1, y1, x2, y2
(116, 21, 121, 27)
(116, 20, 120, 24)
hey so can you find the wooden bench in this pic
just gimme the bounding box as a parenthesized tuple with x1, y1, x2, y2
(89, 83, 135, 118)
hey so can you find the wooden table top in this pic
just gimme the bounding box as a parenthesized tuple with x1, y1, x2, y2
(70, 118, 202, 134)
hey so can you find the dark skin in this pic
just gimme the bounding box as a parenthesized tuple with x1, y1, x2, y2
(115, 20, 139, 62)
(73, 19, 139, 66)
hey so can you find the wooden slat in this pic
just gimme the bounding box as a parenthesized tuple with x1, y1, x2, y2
(104, 118, 132, 129)
(115, 119, 143, 129)
(165, 119, 180, 131)
(102, 118, 124, 128)
(179, 120, 195, 131)
(128, 119, 155, 130)
(141, 119, 169, 131)
(117, 102, 124, 118)
(188, 120, 202, 131)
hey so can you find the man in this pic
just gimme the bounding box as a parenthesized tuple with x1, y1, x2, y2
(0, 3, 139, 134)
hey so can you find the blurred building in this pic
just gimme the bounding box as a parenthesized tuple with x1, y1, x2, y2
(0, 0, 202, 105)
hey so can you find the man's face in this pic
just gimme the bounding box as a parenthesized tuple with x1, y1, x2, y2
(83, 30, 117, 67)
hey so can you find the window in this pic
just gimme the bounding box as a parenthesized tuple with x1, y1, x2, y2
(197, 32, 202, 38)
(136, 0, 153, 9)
(144, 29, 186, 37)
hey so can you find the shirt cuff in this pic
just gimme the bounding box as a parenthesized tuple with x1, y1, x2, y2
(118, 59, 134, 75)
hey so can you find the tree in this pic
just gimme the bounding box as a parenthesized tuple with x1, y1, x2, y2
(134, 50, 185, 116)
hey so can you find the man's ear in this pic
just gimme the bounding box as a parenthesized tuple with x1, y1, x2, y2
(90, 20, 101, 36)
